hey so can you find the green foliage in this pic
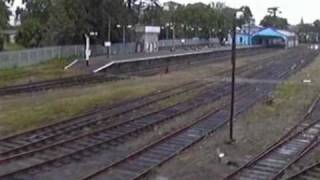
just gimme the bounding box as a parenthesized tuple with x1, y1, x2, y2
(0, 0, 10, 29)
(260, 15, 289, 29)
(16, 18, 43, 47)
(15, 0, 253, 47)
(0, 0, 11, 51)
(297, 19, 320, 43)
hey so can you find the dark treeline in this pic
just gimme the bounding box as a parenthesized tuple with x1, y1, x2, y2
(1, 0, 319, 49)
(8, 0, 254, 48)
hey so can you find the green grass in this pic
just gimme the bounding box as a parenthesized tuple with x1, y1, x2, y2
(0, 57, 78, 86)
(276, 83, 301, 100)
(0, 78, 180, 135)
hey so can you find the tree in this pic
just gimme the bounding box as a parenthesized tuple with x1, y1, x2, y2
(314, 20, 320, 42)
(237, 6, 253, 27)
(16, 0, 51, 47)
(14, 0, 255, 47)
(0, 0, 11, 50)
(260, 15, 288, 29)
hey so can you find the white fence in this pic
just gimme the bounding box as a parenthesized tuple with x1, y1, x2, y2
(0, 39, 218, 69)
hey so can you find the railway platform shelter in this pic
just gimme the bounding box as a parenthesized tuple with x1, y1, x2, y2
(252, 27, 298, 48)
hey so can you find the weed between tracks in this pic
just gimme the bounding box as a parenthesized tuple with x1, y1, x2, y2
(150, 53, 320, 180)
(0, 57, 80, 86)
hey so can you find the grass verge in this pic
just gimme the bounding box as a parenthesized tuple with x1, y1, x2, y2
(0, 57, 80, 86)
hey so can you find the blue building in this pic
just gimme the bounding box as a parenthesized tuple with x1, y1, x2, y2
(236, 24, 262, 46)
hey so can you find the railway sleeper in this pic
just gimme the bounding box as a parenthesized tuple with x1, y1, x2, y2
(244, 167, 277, 176)
(119, 162, 150, 172)
(237, 172, 269, 180)
(250, 163, 282, 173)
(142, 152, 166, 161)
(256, 160, 287, 169)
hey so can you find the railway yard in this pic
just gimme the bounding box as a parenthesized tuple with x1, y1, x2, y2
(1, 46, 320, 180)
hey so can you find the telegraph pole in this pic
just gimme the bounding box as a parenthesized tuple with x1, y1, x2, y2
(229, 7, 245, 143)
(229, 11, 237, 142)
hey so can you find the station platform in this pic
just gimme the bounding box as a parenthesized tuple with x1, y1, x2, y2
(67, 46, 257, 74)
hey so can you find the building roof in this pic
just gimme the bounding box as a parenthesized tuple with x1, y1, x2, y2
(252, 27, 296, 39)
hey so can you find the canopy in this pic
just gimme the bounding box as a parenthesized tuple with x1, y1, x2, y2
(252, 28, 286, 39)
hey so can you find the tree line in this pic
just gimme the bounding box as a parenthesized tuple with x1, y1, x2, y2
(2, 0, 255, 48)
(1, 0, 320, 49)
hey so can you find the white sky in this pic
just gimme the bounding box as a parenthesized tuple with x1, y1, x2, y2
(9, 0, 320, 25)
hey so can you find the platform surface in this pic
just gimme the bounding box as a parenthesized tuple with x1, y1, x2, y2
(69, 46, 251, 73)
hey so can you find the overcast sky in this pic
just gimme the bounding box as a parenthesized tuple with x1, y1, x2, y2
(10, 0, 319, 25)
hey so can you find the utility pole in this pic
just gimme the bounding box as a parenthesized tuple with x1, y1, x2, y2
(229, 8, 244, 143)
(268, 7, 280, 17)
(229, 11, 237, 142)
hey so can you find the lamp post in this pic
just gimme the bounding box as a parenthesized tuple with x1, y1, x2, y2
(170, 23, 176, 51)
(165, 23, 170, 40)
(229, 8, 244, 143)
(116, 24, 132, 44)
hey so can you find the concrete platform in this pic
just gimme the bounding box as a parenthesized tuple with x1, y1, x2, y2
(67, 46, 260, 74)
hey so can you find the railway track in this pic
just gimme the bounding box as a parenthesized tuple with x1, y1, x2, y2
(0, 47, 316, 179)
(77, 48, 314, 180)
(0, 73, 268, 180)
(77, 48, 319, 180)
(224, 118, 320, 180)
(79, 82, 274, 180)
(0, 48, 272, 96)
(0, 80, 203, 154)
(0, 74, 125, 96)
(287, 161, 320, 180)
(223, 64, 320, 180)
(0, 48, 283, 158)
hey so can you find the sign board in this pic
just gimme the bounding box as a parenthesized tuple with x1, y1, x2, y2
(104, 41, 111, 47)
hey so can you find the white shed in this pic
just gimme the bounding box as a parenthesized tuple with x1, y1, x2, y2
(135, 26, 161, 53)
